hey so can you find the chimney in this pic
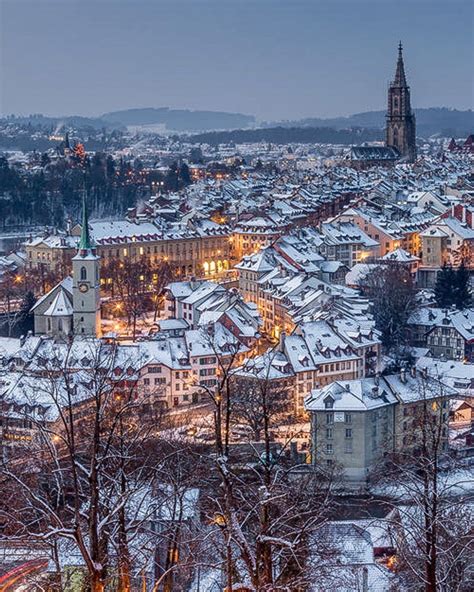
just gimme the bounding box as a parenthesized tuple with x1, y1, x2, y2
(400, 368, 407, 383)
(410, 366, 416, 378)
(278, 331, 286, 353)
(374, 372, 380, 386)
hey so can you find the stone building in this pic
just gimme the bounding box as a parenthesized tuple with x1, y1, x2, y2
(350, 42, 417, 168)
(31, 201, 101, 340)
(386, 42, 417, 162)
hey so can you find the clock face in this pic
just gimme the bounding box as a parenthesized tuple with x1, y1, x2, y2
(79, 283, 89, 293)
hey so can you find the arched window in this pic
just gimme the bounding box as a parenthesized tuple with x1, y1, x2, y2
(203, 262, 210, 276)
(80, 266, 87, 281)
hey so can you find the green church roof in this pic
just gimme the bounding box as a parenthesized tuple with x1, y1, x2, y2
(78, 195, 94, 250)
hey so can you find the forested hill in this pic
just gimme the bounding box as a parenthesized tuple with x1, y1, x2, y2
(265, 108, 473, 138)
(187, 126, 383, 146)
(101, 108, 255, 131)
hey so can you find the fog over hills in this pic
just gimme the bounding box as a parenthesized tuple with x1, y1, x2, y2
(1, 107, 472, 137)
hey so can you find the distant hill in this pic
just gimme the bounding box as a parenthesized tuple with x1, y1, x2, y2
(1, 108, 256, 134)
(266, 108, 474, 138)
(101, 107, 255, 131)
(1, 106, 471, 139)
(187, 126, 383, 146)
(2, 113, 114, 130)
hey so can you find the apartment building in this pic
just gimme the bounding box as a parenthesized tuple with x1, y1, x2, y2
(305, 369, 457, 480)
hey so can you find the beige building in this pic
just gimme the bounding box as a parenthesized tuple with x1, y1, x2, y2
(305, 370, 455, 480)
(25, 219, 236, 283)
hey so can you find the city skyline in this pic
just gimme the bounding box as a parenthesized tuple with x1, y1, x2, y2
(1, 0, 472, 120)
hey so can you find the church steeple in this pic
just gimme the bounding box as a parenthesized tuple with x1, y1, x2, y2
(78, 194, 93, 252)
(386, 42, 416, 162)
(72, 194, 101, 338)
(394, 41, 407, 87)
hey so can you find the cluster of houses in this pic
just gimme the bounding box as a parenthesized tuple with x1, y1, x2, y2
(19, 150, 473, 287)
(1, 148, 473, 488)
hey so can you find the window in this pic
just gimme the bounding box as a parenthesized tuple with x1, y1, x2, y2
(345, 413, 352, 424)
(144, 378, 150, 386)
(326, 428, 333, 439)
(80, 266, 87, 281)
(200, 356, 217, 365)
(173, 397, 179, 407)
(345, 429, 352, 438)
(149, 366, 162, 374)
(326, 413, 334, 424)
(324, 397, 334, 409)
(344, 441, 353, 454)
(326, 443, 333, 454)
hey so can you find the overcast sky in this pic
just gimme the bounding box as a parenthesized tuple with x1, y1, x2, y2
(1, 0, 472, 121)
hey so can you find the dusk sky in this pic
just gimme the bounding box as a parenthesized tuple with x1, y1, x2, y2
(1, 0, 472, 121)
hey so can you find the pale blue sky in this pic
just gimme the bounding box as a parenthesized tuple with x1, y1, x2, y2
(1, 0, 472, 120)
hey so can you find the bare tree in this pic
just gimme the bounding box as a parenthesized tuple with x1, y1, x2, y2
(150, 260, 175, 322)
(0, 269, 22, 336)
(197, 334, 336, 590)
(102, 256, 153, 340)
(370, 375, 474, 592)
(361, 263, 417, 354)
(0, 341, 163, 591)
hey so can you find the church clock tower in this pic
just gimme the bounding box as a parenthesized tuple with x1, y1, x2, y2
(386, 42, 417, 162)
(72, 198, 101, 337)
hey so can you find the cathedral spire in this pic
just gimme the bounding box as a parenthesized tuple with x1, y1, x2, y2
(394, 41, 407, 87)
(78, 194, 93, 251)
(386, 41, 416, 162)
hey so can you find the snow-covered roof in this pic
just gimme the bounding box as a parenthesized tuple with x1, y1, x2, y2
(44, 289, 74, 317)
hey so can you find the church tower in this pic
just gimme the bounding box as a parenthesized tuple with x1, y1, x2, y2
(72, 198, 101, 338)
(386, 42, 416, 162)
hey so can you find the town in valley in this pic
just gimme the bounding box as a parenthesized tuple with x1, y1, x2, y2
(0, 1, 473, 590)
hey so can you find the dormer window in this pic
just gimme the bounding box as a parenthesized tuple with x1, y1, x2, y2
(324, 396, 334, 409)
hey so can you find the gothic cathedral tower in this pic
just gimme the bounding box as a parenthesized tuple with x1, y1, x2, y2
(72, 198, 101, 337)
(386, 42, 416, 162)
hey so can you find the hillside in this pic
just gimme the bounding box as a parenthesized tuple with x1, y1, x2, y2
(266, 108, 473, 138)
(187, 126, 383, 146)
(101, 107, 255, 131)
